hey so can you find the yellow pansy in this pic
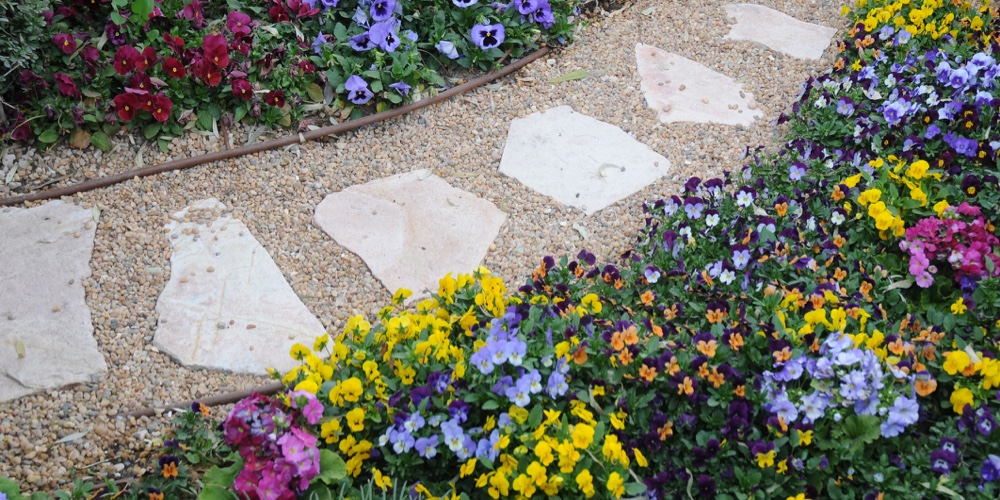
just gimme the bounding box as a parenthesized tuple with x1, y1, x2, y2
(943, 350, 972, 375)
(606, 472, 625, 499)
(951, 387, 974, 414)
(346, 407, 365, 432)
(571, 424, 595, 449)
(952, 297, 968, 315)
(373, 468, 392, 491)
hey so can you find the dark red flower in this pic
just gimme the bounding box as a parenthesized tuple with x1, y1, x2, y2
(135, 47, 157, 72)
(232, 78, 253, 100)
(113, 46, 140, 75)
(162, 33, 186, 55)
(288, 0, 320, 18)
(130, 72, 153, 93)
(55, 6, 78, 19)
(162, 57, 186, 79)
(53, 34, 77, 54)
(81, 46, 100, 64)
(227, 11, 253, 38)
(113, 93, 139, 121)
(151, 94, 173, 123)
(53, 73, 80, 99)
(177, 0, 205, 28)
(265, 89, 285, 107)
(268, 5, 289, 22)
(19, 70, 48, 90)
(202, 34, 229, 68)
(11, 117, 32, 141)
(298, 60, 316, 75)
(231, 37, 252, 56)
(137, 92, 156, 112)
(191, 59, 223, 87)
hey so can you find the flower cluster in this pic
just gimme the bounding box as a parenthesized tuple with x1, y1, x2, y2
(901, 202, 1000, 290)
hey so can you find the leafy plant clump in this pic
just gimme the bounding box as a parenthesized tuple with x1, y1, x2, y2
(0, 0, 582, 150)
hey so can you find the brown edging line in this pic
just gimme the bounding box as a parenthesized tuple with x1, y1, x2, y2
(1, 47, 549, 208)
(125, 382, 284, 419)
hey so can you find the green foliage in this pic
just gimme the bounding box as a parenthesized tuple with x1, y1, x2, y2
(0, 0, 50, 98)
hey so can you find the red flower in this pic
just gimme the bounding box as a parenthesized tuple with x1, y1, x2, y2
(162, 57, 186, 79)
(113, 46, 140, 75)
(265, 90, 285, 107)
(298, 60, 316, 75)
(53, 33, 77, 54)
(232, 78, 253, 100)
(137, 91, 156, 112)
(227, 11, 253, 38)
(231, 37, 251, 56)
(202, 34, 229, 68)
(191, 59, 223, 87)
(129, 72, 153, 93)
(151, 94, 173, 123)
(177, 0, 205, 28)
(135, 47, 158, 72)
(113, 93, 139, 121)
(268, 5, 289, 22)
(162, 33, 186, 55)
(53, 73, 80, 99)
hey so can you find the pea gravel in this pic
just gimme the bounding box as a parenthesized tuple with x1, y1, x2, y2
(0, 0, 843, 491)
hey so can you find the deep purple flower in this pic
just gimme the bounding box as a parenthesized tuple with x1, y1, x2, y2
(471, 23, 505, 50)
(696, 475, 717, 496)
(982, 455, 1000, 482)
(931, 450, 956, 474)
(345, 75, 374, 105)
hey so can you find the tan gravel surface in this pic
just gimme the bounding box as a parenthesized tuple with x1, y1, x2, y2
(0, 0, 844, 491)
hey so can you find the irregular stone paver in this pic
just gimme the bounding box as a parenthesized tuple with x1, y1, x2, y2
(314, 170, 507, 295)
(154, 199, 326, 375)
(635, 43, 763, 126)
(499, 106, 671, 215)
(0, 201, 106, 402)
(723, 4, 837, 60)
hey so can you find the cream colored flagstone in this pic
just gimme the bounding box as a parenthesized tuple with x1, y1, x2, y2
(314, 169, 507, 297)
(635, 43, 763, 126)
(154, 199, 326, 375)
(723, 4, 838, 60)
(499, 106, 671, 215)
(0, 200, 106, 402)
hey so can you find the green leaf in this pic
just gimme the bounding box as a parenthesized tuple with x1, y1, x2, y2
(625, 482, 647, 495)
(303, 483, 334, 500)
(144, 123, 161, 140)
(234, 107, 248, 123)
(547, 69, 589, 83)
(130, 0, 154, 23)
(528, 403, 544, 428)
(843, 415, 881, 445)
(38, 127, 59, 143)
(197, 485, 238, 500)
(316, 449, 347, 485)
(203, 457, 243, 488)
(110, 11, 126, 26)
(158, 139, 170, 154)
(0, 476, 22, 497)
(306, 83, 324, 103)
(481, 399, 500, 411)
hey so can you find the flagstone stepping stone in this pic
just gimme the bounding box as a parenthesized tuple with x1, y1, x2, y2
(0, 201, 106, 402)
(723, 4, 837, 60)
(314, 170, 507, 296)
(635, 43, 763, 127)
(499, 106, 671, 215)
(154, 199, 326, 375)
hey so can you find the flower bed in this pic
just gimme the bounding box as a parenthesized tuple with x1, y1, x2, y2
(0, 0, 580, 150)
(3, 0, 1000, 498)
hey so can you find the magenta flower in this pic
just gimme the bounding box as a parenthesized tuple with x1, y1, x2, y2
(232, 78, 253, 100)
(177, 0, 206, 28)
(202, 34, 229, 68)
(227, 11, 253, 37)
(53, 73, 80, 99)
(53, 33, 76, 54)
(113, 46, 140, 75)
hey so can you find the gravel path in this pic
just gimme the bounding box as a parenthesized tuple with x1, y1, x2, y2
(0, 0, 844, 491)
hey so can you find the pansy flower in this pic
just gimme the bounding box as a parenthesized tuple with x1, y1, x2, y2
(202, 34, 229, 68)
(53, 73, 80, 99)
(453, 0, 478, 6)
(369, 18, 401, 52)
(162, 57, 186, 79)
(53, 33, 77, 54)
(113, 46, 140, 75)
(158, 455, 179, 478)
(265, 89, 285, 107)
(349, 32, 375, 52)
(389, 81, 411, 96)
(471, 23, 505, 50)
(370, 0, 395, 20)
(232, 78, 253, 100)
(531, 0, 555, 28)
(345, 75, 374, 105)
(312, 31, 328, 55)
(227, 11, 253, 37)
(177, 0, 206, 28)
(113, 93, 138, 121)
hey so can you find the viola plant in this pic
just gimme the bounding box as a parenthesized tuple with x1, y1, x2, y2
(0, 0, 582, 148)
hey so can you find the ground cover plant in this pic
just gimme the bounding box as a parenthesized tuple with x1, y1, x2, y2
(0, 0, 580, 151)
(3, 0, 1000, 498)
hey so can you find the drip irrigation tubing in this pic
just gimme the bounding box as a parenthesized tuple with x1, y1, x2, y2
(117, 47, 549, 418)
(0, 46, 549, 208)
